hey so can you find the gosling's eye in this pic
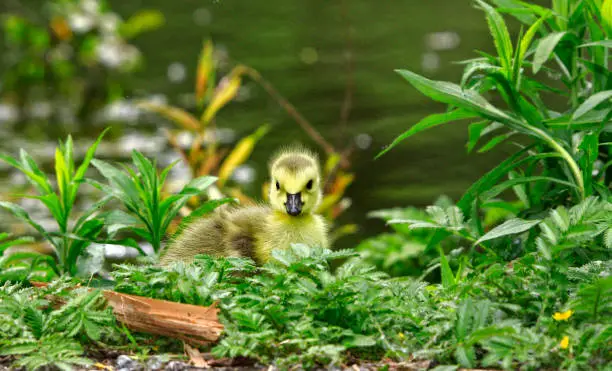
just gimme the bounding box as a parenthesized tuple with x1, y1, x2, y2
(306, 179, 313, 190)
(275, 181, 280, 191)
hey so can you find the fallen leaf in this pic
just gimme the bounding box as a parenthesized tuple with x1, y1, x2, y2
(184, 343, 210, 368)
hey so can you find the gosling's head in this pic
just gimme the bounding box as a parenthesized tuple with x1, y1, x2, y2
(269, 147, 322, 217)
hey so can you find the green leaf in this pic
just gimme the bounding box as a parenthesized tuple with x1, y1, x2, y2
(572, 91, 612, 120)
(460, 62, 501, 87)
(546, 109, 611, 129)
(467, 120, 490, 153)
(74, 128, 109, 183)
(377, 109, 476, 158)
(458, 146, 534, 213)
(73, 195, 112, 233)
(476, 0, 514, 72)
(578, 40, 612, 48)
(454, 344, 475, 368)
(465, 326, 516, 346)
(480, 176, 577, 200)
(343, 334, 376, 348)
(0, 252, 56, 270)
(0, 340, 38, 355)
(120, 10, 165, 39)
(533, 31, 567, 73)
(0, 202, 50, 240)
(395, 69, 517, 126)
(0, 154, 51, 196)
(456, 299, 472, 341)
(518, 11, 550, 64)
(159, 176, 218, 234)
(0, 236, 35, 254)
(475, 218, 541, 245)
(477, 132, 514, 153)
(91, 159, 141, 209)
(439, 248, 456, 288)
(180, 176, 218, 195)
(102, 210, 140, 235)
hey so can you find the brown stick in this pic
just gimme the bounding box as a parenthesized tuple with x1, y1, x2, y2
(31, 282, 224, 346)
(104, 291, 223, 346)
(243, 68, 342, 159)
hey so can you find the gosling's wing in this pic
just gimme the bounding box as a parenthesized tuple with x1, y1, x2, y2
(224, 206, 271, 261)
(159, 213, 232, 265)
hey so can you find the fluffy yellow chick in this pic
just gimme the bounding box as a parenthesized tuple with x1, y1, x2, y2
(159, 146, 329, 265)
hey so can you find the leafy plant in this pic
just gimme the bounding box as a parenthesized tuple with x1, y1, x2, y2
(110, 241, 611, 369)
(0, 281, 118, 370)
(0, 233, 51, 283)
(379, 0, 611, 215)
(90, 150, 228, 254)
(0, 130, 109, 276)
(1, 0, 165, 123)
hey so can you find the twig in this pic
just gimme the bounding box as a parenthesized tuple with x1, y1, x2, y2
(244, 68, 341, 159)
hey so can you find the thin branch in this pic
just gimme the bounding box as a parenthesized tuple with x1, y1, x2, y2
(244, 68, 338, 157)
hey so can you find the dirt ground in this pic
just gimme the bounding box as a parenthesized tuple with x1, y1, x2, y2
(1, 353, 434, 371)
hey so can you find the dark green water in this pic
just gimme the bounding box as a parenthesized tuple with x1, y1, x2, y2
(1, 0, 516, 246)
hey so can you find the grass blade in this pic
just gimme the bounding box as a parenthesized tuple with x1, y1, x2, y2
(377, 110, 476, 158)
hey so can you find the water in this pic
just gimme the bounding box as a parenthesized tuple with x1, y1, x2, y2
(0, 0, 515, 247)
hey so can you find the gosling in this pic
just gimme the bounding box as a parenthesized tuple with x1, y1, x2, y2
(159, 147, 329, 265)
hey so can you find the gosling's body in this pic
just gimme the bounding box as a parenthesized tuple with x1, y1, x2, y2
(159, 147, 329, 265)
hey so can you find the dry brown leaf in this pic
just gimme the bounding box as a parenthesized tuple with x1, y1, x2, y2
(184, 343, 210, 368)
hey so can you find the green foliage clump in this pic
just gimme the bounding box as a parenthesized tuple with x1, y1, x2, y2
(0, 280, 119, 370)
(112, 240, 611, 370)
(89, 151, 223, 253)
(1, 0, 164, 122)
(0, 129, 230, 279)
(379, 0, 611, 208)
(0, 130, 109, 277)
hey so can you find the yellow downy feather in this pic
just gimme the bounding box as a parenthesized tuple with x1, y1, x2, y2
(159, 146, 329, 265)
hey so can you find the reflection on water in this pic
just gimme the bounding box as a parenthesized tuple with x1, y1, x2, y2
(0, 0, 515, 248)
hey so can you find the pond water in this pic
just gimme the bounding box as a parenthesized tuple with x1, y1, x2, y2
(0, 0, 515, 247)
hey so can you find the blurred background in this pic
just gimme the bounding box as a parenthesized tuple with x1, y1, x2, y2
(0, 0, 515, 249)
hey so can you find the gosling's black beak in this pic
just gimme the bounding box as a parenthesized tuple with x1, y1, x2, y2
(285, 193, 303, 216)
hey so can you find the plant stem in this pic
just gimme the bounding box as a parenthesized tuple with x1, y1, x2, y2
(530, 126, 585, 200)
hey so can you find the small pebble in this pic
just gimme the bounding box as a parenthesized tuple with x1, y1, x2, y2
(116, 354, 142, 370)
(147, 356, 164, 370)
(164, 360, 190, 371)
